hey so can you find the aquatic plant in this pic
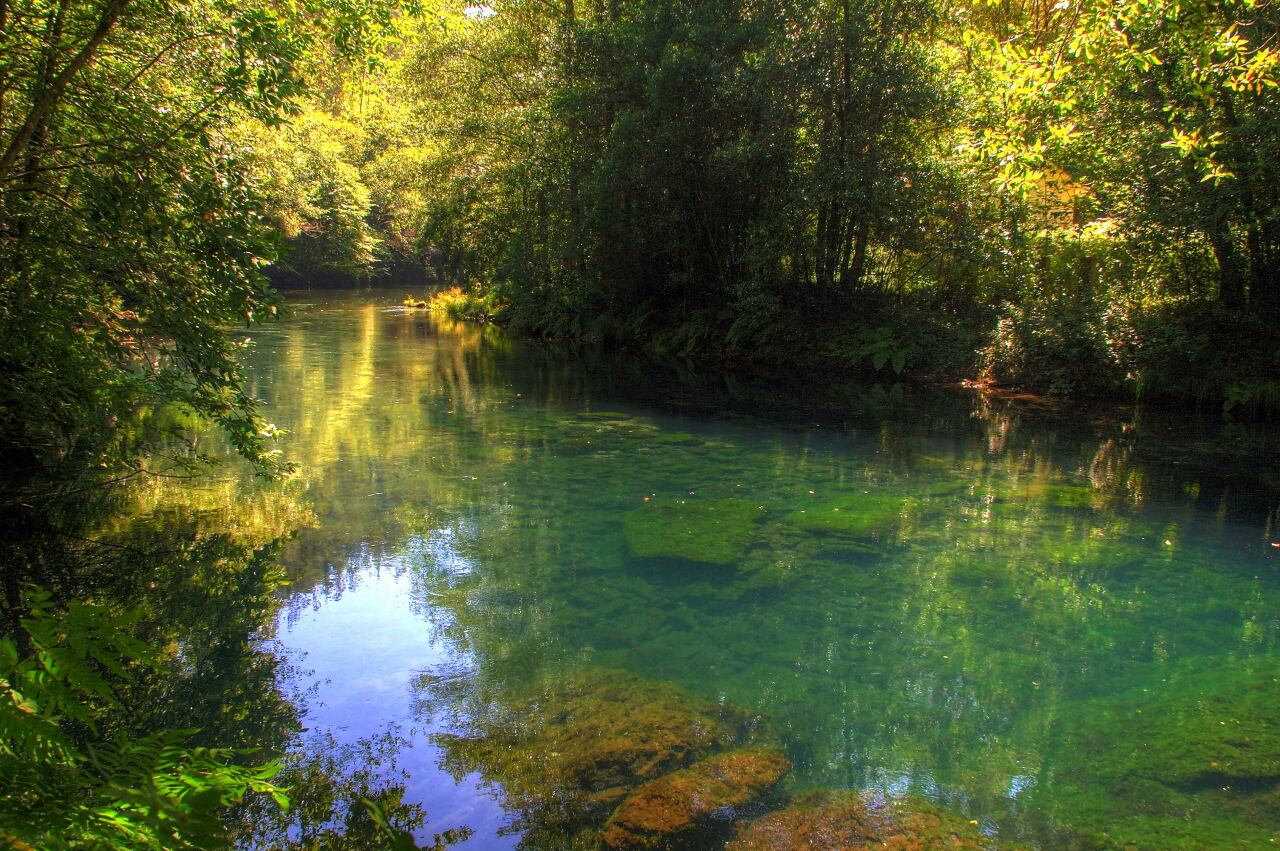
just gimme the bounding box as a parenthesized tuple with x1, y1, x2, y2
(623, 499, 766, 566)
(1042, 662, 1280, 849)
(423, 287, 505, 323)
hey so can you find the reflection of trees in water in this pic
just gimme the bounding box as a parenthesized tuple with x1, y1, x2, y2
(0, 426, 459, 847)
(258, 305, 1280, 847)
(404, 485, 1278, 846)
(236, 727, 471, 850)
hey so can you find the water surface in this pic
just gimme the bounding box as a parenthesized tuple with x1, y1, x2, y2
(212, 292, 1280, 848)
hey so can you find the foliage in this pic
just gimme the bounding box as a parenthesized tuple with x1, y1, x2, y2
(0, 0, 312, 480)
(242, 114, 381, 279)
(980, 298, 1122, 396)
(412, 286, 505, 322)
(0, 589, 286, 850)
(392, 0, 949, 357)
(315, 0, 1279, 407)
(956, 0, 1280, 400)
(1116, 299, 1280, 413)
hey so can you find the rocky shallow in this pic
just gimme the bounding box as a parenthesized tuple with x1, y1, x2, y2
(434, 669, 1018, 849)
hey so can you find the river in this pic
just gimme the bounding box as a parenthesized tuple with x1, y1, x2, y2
(147, 290, 1280, 848)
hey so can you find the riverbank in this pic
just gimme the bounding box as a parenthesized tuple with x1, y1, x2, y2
(398, 282, 1280, 420)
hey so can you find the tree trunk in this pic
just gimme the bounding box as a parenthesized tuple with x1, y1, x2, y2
(1209, 224, 1245, 309)
(0, 0, 128, 183)
(844, 219, 870, 289)
(1251, 223, 1280, 318)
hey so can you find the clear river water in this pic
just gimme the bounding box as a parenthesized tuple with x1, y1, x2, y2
(164, 291, 1280, 849)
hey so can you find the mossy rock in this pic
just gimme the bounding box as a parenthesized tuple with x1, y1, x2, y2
(918, 478, 971, 499)
(624, 499, 765, 566)
(577, 411, 643, 422)
(948, 558, 1015, 592)
(1044, 484, 1096, 509)
(727, 790, 1015, 850)
(651, 432, 705, 448)
(547, 433, 609, 455)
(600, 748, 790, 849)
(784, 491, 907, 539)
(1008, 481, 1097, 510)
(433, 669, 761, 836)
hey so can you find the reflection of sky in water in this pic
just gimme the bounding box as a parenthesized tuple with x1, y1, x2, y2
(415, 527, 475, 578)
(276, 560, 515, 849)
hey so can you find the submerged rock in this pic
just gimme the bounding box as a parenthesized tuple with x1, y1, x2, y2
(623, 499, 765, 566)
(784, 491, 908, 539)
(726, 790, 1009, 850)
(650, 431, 705, 448)
(1058, 663, 1280, 790)
(434, 670, 751, 824)
(577, 411, 642, 421)
(1003, 480, 1098, 511)
(600, 748, 790, 849)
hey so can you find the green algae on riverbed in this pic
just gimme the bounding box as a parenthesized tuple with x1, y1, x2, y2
(1040, 662, 1280, 849)
(783, 490, 910, 539)
(624, 499, 766, 566)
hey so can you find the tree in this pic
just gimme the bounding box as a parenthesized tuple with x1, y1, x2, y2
(963, 0, 1280, 313)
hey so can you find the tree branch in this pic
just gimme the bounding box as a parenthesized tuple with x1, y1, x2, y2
(0, 0, 130, 184)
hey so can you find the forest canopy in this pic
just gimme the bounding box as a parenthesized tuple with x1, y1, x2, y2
(3, 0, 1279, 489)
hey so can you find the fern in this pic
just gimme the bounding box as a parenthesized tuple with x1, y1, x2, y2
(0, 588, 287, 850)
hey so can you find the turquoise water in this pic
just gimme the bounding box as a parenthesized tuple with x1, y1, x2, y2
(219, 292, 1280, 848)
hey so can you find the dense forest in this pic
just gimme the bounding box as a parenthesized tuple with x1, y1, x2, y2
(268, 0, 1280, 409)
(1, 0, 1279, 845)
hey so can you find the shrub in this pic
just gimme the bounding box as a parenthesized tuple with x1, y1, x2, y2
(419, 287, 505, 323)
(980, 298, 1122, 396)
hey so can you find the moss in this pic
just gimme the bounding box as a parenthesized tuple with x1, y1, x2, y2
(577, 411, 643, 421)
(917, 478, 970, 498)
(727, 790, 1015, 850)
(434, 669, 753, 829)
(1043, 484, 1096, 509)
(650, 431, 705, 448)
(1062, 664, 1280, 789)
(600, 748, 790, 849)
(623, 499, 765, 566)
(783, 491, 908, 539)
(1043, 663, 1280, 849)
